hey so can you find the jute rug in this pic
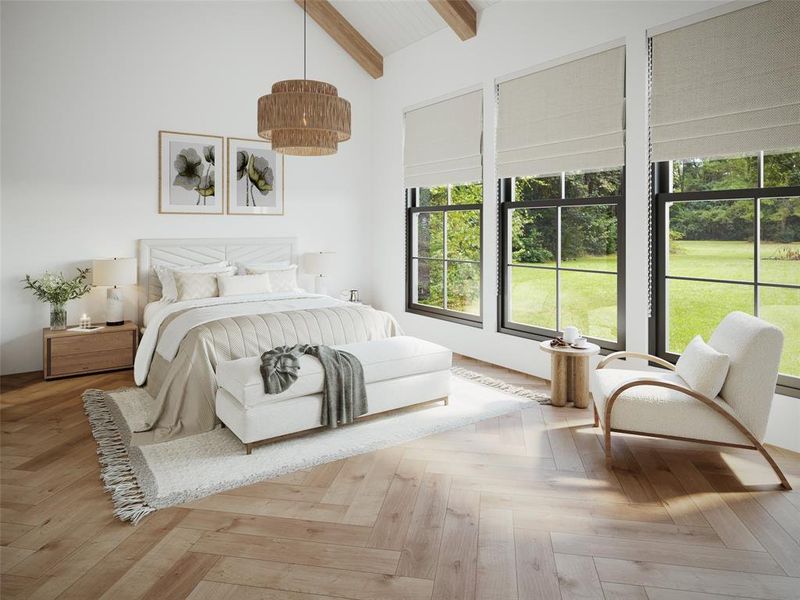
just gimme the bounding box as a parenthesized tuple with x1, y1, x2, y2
(83, 367, 548, 524)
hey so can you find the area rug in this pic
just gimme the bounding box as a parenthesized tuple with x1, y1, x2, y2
(83, 367, 548, 524)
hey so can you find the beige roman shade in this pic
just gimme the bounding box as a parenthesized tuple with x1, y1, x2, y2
(496, 46, 625, 179)
(404, 90, 483, 188)
(651, 0, 800, 162)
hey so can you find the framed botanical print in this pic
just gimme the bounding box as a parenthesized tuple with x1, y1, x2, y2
(159, 131, 224, 214)
(227, 137, 284, 215)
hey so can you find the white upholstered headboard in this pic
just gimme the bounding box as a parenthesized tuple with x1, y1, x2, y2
(137, 237, 297, 323)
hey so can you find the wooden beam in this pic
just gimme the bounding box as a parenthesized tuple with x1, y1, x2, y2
(428, 0, 477, 41)
(294, 0, 383, 79)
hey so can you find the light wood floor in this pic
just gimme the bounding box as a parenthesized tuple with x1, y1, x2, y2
(1, 356, 799, 600)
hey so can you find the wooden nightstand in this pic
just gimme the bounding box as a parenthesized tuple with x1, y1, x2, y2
(42, 321, 138, 380)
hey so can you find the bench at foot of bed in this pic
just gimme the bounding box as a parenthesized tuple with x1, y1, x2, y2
(241, 395, 449, 455)
(214, 336, 452, 454)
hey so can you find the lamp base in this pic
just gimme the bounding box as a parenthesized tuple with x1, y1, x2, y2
(106, 287, 125, 326)
(314, 275, 328, 296)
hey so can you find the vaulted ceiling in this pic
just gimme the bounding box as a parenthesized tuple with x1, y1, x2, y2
(296, 0, 501, 79)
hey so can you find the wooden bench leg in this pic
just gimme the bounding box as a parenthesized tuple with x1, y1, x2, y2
(245, 443, 253, 455)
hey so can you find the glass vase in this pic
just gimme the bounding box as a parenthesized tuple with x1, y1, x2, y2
(50, 303, 67, 330)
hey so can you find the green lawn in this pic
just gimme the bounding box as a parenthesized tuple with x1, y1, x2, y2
(509, 240, 799, 377)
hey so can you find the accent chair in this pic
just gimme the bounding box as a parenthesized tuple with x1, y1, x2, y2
(591, 311, 791, 490)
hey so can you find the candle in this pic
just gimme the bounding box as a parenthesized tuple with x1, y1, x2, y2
(80, 314, 91, 329)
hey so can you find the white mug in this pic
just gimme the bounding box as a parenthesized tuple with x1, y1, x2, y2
(563, 326, 580, 344)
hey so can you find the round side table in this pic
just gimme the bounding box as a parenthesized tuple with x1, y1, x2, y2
(539, 340, 600, 408)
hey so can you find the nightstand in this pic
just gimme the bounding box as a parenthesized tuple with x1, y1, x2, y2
(42, 321, 138, 380)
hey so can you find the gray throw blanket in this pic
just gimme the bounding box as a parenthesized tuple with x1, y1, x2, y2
(260, 344, 368, 428)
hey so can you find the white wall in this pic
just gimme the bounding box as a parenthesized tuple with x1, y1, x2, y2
(0, 1, 374, 375)
(369, 0, 799, 451)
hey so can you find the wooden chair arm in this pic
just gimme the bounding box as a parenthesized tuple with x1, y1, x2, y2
(597, 351, 676, 371)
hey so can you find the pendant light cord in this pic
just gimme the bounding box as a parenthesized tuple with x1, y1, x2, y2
(303, 0, 307, 80)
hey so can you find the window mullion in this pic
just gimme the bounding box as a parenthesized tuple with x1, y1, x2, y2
(442, 187, 449, 310)
(755, 152, 763, 317)
(754, 196, 760, 316)
(556, 172, 567, 333)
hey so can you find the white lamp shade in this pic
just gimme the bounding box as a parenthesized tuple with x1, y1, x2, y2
(304, 252, 335, 275)
(92, 258, 137, 287)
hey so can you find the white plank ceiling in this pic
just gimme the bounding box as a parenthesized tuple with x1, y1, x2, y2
(329, 0, 501, 56)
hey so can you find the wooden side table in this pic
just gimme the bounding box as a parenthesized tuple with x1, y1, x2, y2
(43, 321, 138, 380)
(539, 340, 600, 408)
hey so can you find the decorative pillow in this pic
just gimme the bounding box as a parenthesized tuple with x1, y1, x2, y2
(217, 273, 272, 297)
(245, 264, 300, 293)
(676, 335, 731, 399)
(174, 268, 233, 301)
(155, 261, 229, 301)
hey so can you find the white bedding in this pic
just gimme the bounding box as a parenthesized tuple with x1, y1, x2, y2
(142, 299, 171, 328)
(134, 292, 345, 385)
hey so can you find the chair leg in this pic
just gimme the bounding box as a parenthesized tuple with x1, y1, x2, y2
(604, 425, 613, 468)
(593, 404, 599, 427)
(245, 443, 253, 456)
(753, 441, 792, 490)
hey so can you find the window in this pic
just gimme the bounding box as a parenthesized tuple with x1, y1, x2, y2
(648, 1, 799, 395)
(406, 182, 482, 324)
(651, 150, 800, 396)
(495, 45, 626, 349)
(403, 90, 483, 325)
(499, 168, 625, 349)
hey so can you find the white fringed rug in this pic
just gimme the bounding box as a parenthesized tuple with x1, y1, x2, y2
(83, 368, 548, 524)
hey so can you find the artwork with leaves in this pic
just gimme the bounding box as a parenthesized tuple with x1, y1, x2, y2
(159, 131, 224, 214)
(227, 137, 284, 215)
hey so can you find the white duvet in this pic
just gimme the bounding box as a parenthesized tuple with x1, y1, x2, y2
(134, 292, 345, 385)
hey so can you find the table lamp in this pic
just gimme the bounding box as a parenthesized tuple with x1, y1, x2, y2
(304, 252, 335, 295)
(92, 258, 137, 326)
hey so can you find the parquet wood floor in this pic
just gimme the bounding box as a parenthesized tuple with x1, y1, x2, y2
(1, 356, 799, 599)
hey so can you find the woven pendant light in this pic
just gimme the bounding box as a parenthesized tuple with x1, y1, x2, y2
(257, 1, 351, 156)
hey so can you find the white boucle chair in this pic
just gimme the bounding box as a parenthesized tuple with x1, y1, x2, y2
(592, 312, 790, 489)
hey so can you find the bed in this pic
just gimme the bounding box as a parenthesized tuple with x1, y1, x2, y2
(133, 238, 401, 445)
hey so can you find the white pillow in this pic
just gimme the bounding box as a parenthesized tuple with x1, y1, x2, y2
(217, 273, 272, 297)
(155, 261, 229, 301)
(245, 264, 300, 293)
(173, 266, 236, 301)
(676, 335, 730, 399)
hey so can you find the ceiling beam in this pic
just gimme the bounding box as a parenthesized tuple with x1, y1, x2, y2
(294, 0, 383, 79)
(428, 0, 477, 41)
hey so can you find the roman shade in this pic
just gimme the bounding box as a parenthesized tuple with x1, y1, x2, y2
(404, 90, 483, 188)
(496, 46, 625, 179)
(651, 0, 800, 162)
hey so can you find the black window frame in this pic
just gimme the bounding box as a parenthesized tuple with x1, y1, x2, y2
(497, 170, 627, 352)
(649, 159, 800, 398)
(405, 186, 483, 327)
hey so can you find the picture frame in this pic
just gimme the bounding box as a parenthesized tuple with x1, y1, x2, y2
(226, 137, 284, 216)
(159, 130, 224, 214)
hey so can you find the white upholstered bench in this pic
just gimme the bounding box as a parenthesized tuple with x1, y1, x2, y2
(215, 336, 452, 453)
